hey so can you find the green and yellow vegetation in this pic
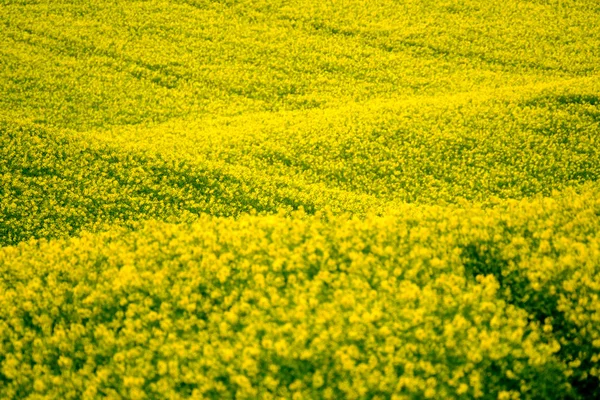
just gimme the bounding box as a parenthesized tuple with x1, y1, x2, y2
(1, 0, 599, 398)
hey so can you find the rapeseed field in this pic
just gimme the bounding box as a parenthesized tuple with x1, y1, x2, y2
(1, 0, 600, 398)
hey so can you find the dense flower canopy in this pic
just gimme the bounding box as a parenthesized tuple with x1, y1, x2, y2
(1, 0, 599, 398)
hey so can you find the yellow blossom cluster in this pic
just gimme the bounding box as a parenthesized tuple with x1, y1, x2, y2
(453, 185, 600, 396)
(2, 203, 592, 399)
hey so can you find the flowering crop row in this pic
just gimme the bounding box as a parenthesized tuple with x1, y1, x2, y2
(3, 77, 599, 247)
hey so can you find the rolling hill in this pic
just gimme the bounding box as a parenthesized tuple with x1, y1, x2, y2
(1, 0, 600, 398)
